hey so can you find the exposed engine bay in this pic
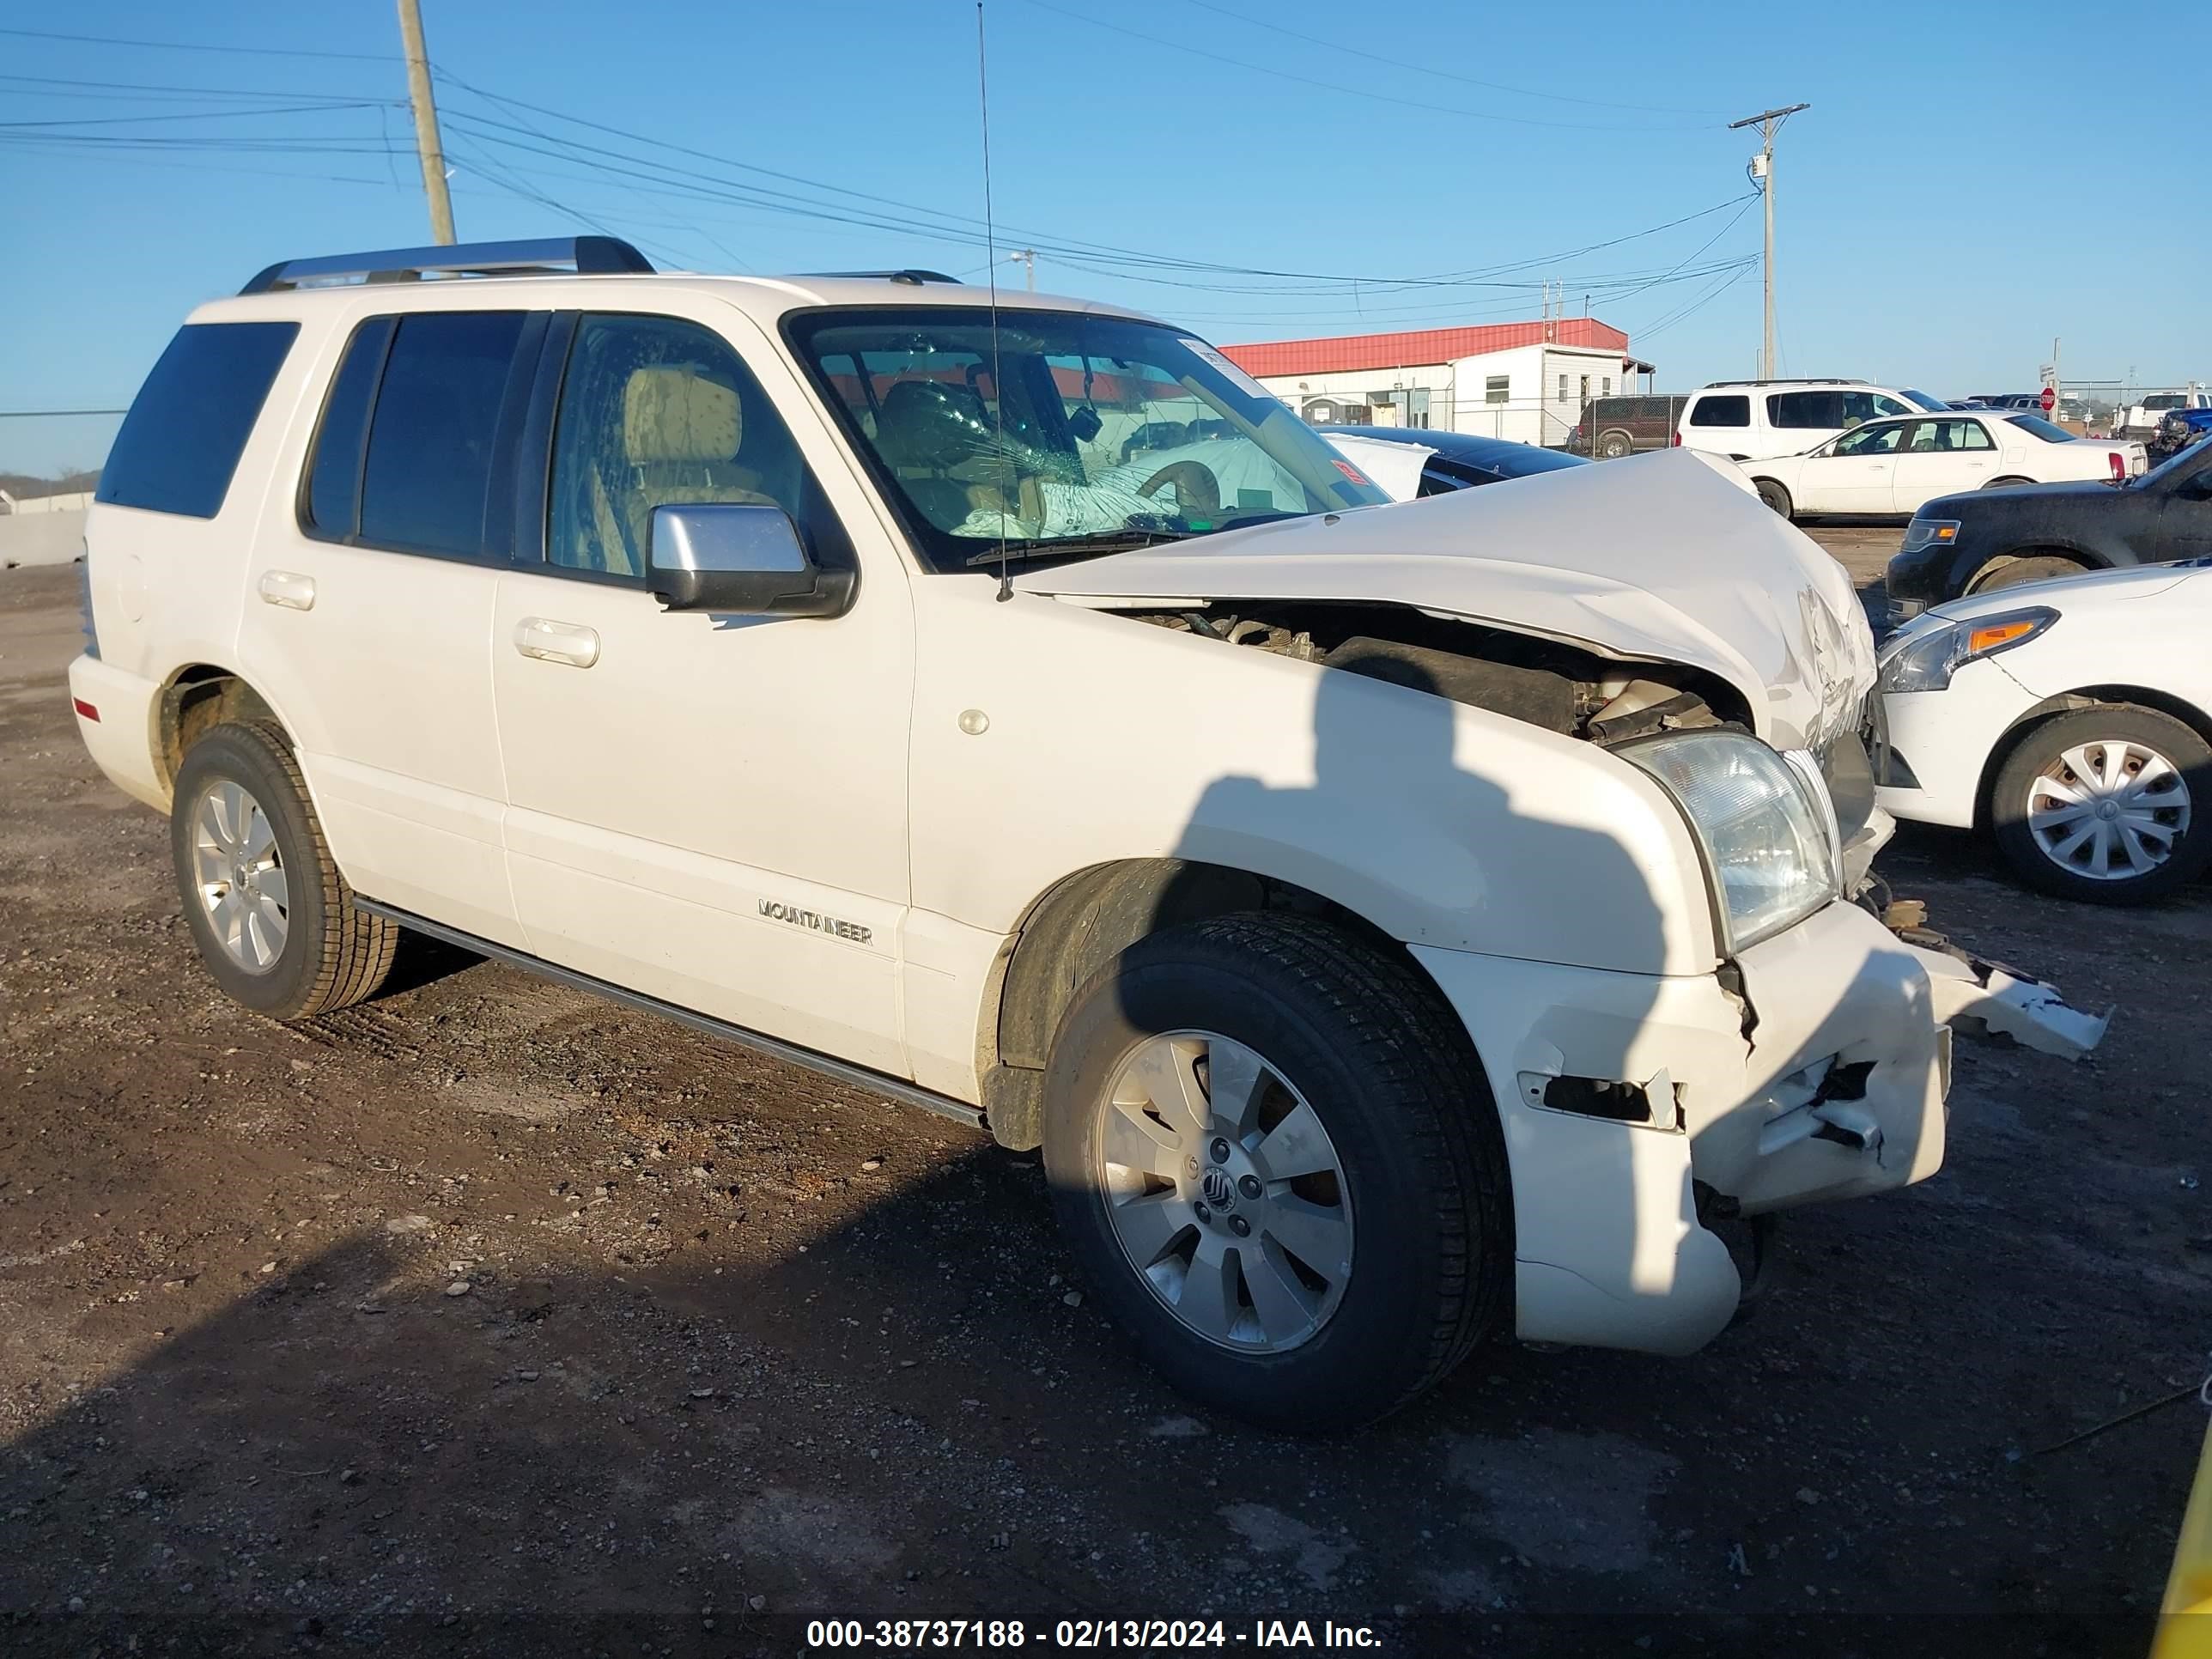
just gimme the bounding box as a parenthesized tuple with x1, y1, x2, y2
(1126, 599, 1747, 746)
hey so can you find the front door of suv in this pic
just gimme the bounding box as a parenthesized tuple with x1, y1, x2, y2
(234, 303, 542, 947)
(489, 301, 915, 1073)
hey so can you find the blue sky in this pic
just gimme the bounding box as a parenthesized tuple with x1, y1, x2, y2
(3, 0, 2206, 476)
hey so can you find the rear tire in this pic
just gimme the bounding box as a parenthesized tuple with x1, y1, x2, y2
(1982, 475, 2033, 489)
(1753, 478, 1793, 518)
(170, 721, 398, 1018)
(1597, 428, 1634, 460)
(1990, 707, 2212, 904)
(1039, 913, 1510, 1433)
(1969, 554, 2084, 594)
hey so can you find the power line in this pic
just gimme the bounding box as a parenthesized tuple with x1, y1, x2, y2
(0, 101, 396, 130)
(0, 24, 386, 61)
(0, 71, 392, 102)
(435, 89, 1761, 296)
(1019, 0, 1718, 132)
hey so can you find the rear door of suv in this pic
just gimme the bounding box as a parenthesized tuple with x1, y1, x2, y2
(234, 301, 542, 946)
(487, 295, 916, 1073)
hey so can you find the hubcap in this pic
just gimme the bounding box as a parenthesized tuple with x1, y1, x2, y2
(1092, 1031, 1353, 1354)
(189, 779, 289, 970)
(2025, 738, 2191, 882)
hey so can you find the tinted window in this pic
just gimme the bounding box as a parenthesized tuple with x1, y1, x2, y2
(1834, 422, 1907, 457)
(1861, 392, 1912, 421)
(547, 313, 830, 579)
(1901, 388, 1948, 411)
(359, 311, 527, 556)
(301, 316, 394, 538)
(1691, 395, 1749, 428)
(1770, 391, 1843, 428)
(97, 321, 297, 519)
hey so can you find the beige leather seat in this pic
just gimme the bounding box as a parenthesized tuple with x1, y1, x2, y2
(589, 365, 772, 575)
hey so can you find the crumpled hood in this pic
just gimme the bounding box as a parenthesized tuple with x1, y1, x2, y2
(1017, 447, 1875, 750)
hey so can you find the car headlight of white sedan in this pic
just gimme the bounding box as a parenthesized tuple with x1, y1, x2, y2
(1877, 606, 2058, 695)
(1621, 731, 1842, 952)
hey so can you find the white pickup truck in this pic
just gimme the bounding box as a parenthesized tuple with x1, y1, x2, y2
(2113, 387, 2209, 441)
(70, 236, 2105, 1431)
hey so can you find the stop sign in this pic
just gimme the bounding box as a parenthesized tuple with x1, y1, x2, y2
(2040, 386, 2057, 412)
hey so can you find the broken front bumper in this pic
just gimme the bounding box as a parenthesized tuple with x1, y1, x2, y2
(1414, 895, 2100, 1359)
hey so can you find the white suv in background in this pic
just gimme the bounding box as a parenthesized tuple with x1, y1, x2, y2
(69, 238, 2097, 1431)
(1676, 380, 1949, 461)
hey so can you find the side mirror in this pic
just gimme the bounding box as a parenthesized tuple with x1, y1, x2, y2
(647, 503, 854, 617)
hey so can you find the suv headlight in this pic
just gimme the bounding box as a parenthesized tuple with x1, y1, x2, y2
(1899, 518, 1960, 554)
(1877, 606, 2057, 694)
(1621, 731, 1840, 954)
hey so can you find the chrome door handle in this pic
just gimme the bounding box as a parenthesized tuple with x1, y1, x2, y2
(514, 617, 600, 669)
(258, 570, 316, 611)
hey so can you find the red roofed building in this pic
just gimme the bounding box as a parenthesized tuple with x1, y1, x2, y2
(1218, 317, 1652, 448)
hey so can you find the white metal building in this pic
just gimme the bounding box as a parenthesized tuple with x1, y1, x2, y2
(1222, 319, 1649, 448)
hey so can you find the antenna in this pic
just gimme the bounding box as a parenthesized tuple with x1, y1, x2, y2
(977, 3, 1012, 603)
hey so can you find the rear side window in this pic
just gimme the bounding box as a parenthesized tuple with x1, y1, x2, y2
(358, 311, 529, 556)
(301, 316, 395, 538)
(1690, 395, 1749, 428)
(97, 321, 298, 519)
(1770, 391, 1843, 429)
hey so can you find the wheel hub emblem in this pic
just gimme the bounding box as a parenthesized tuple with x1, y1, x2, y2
(1200, 1169, 1234, 1210)
(2096, 799, 2121, 821)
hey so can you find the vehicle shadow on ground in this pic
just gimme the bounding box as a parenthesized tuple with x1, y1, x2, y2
(1, 1153, 2157, 1658)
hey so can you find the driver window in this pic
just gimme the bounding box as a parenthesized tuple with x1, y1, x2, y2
(547, 314, 812, 578)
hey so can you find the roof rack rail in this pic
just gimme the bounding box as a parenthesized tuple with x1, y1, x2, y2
(240, 235, 653, 295)
(803, 269, 963, 286)
(1705, 377, 1869, 387)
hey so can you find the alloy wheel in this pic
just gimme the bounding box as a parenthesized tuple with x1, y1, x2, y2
(189, 779, 290, 969)
(1092, 1030, 1353, 1353)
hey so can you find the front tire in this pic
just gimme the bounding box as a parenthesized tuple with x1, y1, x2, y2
(1753, 478, 1793, 518)
(1990, 707, 2212, 903)
(1040, 913, 1510, 1433)
(170, 721, 398, 1018)
(1969, 553, 2084, 594)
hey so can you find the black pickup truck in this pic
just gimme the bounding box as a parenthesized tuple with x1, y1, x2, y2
(1885, 436, 2212, 620)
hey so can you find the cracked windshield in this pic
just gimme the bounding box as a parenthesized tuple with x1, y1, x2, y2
(793, 309, 1389, 569)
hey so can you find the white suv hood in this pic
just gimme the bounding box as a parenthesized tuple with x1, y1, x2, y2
(1017, 448, 1875, 750)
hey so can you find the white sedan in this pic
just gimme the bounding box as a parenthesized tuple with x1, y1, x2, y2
(1742, 410, 2147, 521)
(1877, 561, 2211, 902)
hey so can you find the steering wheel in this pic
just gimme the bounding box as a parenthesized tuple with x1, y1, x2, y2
(1135, 460, 1221, 518)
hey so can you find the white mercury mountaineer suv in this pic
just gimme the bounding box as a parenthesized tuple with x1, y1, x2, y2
(70, 238, 2102, 1431)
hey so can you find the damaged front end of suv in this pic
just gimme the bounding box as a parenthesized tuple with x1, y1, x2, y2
(1016, 447, 2106, 1351)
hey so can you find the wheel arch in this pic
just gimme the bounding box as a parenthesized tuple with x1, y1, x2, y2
(1974, 684, 2212, 829)
(156, 664, 286, 794)
(975, 856, 1417, 1152)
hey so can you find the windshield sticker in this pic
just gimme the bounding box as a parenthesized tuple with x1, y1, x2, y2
(1180, 338, 1278, 404)
(1332, 458, 1371, 486)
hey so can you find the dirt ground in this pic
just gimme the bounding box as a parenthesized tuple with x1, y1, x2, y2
(4, 539, 2209, 1658)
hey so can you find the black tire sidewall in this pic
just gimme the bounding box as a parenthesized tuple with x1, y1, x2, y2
(1041, 936, 1481, 1431)
(170, 726, 330, 1014)
(1990, 707, 2212, 903)
(1755, 479, 1791, 517)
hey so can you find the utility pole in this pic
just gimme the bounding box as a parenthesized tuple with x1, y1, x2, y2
(1729, 102, 1808, 380)
(396, 0, 456, 245)
(1009, 248, 1035, 290)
